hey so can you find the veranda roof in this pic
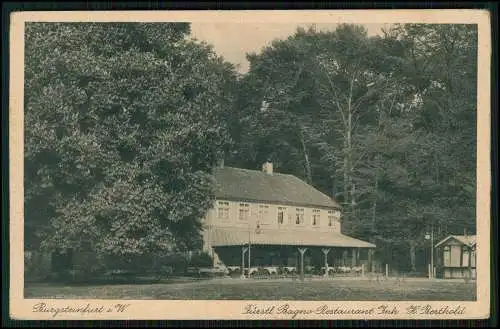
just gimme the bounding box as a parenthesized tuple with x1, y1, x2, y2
(209, 227, 376, 248)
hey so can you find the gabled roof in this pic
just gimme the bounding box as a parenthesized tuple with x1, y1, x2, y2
(213, 166, 340, 209)
(209, 227, 375, 248)
(435, 235, 476, 248)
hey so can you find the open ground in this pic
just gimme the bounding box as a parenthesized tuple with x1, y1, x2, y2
(25, 277, 476, 301)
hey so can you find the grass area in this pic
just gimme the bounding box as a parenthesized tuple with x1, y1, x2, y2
(25, 278, 476, 301)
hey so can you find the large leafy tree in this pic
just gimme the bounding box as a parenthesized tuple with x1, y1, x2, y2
(326, 24, 478, 270)
(228, 28, 323, 185)
(230, 23, 477, 272)
(24, 23, 237, 258)
(380, 24, 477, 269)
(230, 25, 392, 216)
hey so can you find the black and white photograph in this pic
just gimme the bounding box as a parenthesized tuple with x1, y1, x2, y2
(8, 10, 491, 320)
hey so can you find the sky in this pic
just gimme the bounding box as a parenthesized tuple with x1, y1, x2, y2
(190, 23, 388, 73)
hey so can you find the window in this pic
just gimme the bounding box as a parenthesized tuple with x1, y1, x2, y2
(239, 203, 250, 221)
(217, 201, 229, 220)
(462, 246, 471, 267)
(312, 209, 320, 226)
(443, 246, 451, 267)
(295, 208, 304, 225)
(277, 207, 286, 225)
(259, 204, 269, 223)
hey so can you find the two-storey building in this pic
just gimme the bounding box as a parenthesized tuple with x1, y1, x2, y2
(202, 161, 376, 274)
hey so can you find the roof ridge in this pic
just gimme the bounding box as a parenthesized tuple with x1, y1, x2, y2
(217, 165, 293, 177)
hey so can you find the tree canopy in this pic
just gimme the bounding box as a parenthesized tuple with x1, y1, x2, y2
(24, 22, 238, 257)
(227, 23, 477, 271)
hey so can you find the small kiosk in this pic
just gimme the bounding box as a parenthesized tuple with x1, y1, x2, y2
(435, 235, 476, 279)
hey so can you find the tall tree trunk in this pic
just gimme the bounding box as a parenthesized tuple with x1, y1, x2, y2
(343, 137, 349, 220)
(299, 126, 313, 184)
(371, 178, 378, 234)
(434, 152, 440, 183)
(347, 103, 353, 211)
(409, 241, 417, 272)
(343, 74, 355, 219)
(347, 111, 352, 176)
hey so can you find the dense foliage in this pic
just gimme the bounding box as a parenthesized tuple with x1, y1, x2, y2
(25, 23, 477, 273)
(226, 24, 477, 271)
(24, 23, 237, 258)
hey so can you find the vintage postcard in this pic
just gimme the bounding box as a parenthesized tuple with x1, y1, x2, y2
(9, 9, 491, 320)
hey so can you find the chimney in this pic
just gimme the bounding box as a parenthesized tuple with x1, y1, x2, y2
(262, 161, 273, 175)
(464, 228, 468, 237)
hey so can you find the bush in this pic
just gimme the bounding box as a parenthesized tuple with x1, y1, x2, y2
(151, 253, 189, 275)
(25, 251, 52, 281)
(152, 251, 213, 276)
(46, 268, 97, 284)
(41, 250, 215, 282)
(188, 252, 213, 267)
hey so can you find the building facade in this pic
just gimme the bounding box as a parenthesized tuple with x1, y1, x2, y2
(435, 235, 476, 279)
(202, 162, 376, 275)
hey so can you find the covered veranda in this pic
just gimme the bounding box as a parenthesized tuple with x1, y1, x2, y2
(208, 227, 376, 279)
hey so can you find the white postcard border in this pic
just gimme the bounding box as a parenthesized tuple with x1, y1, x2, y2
(9, 9, 492, 320)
